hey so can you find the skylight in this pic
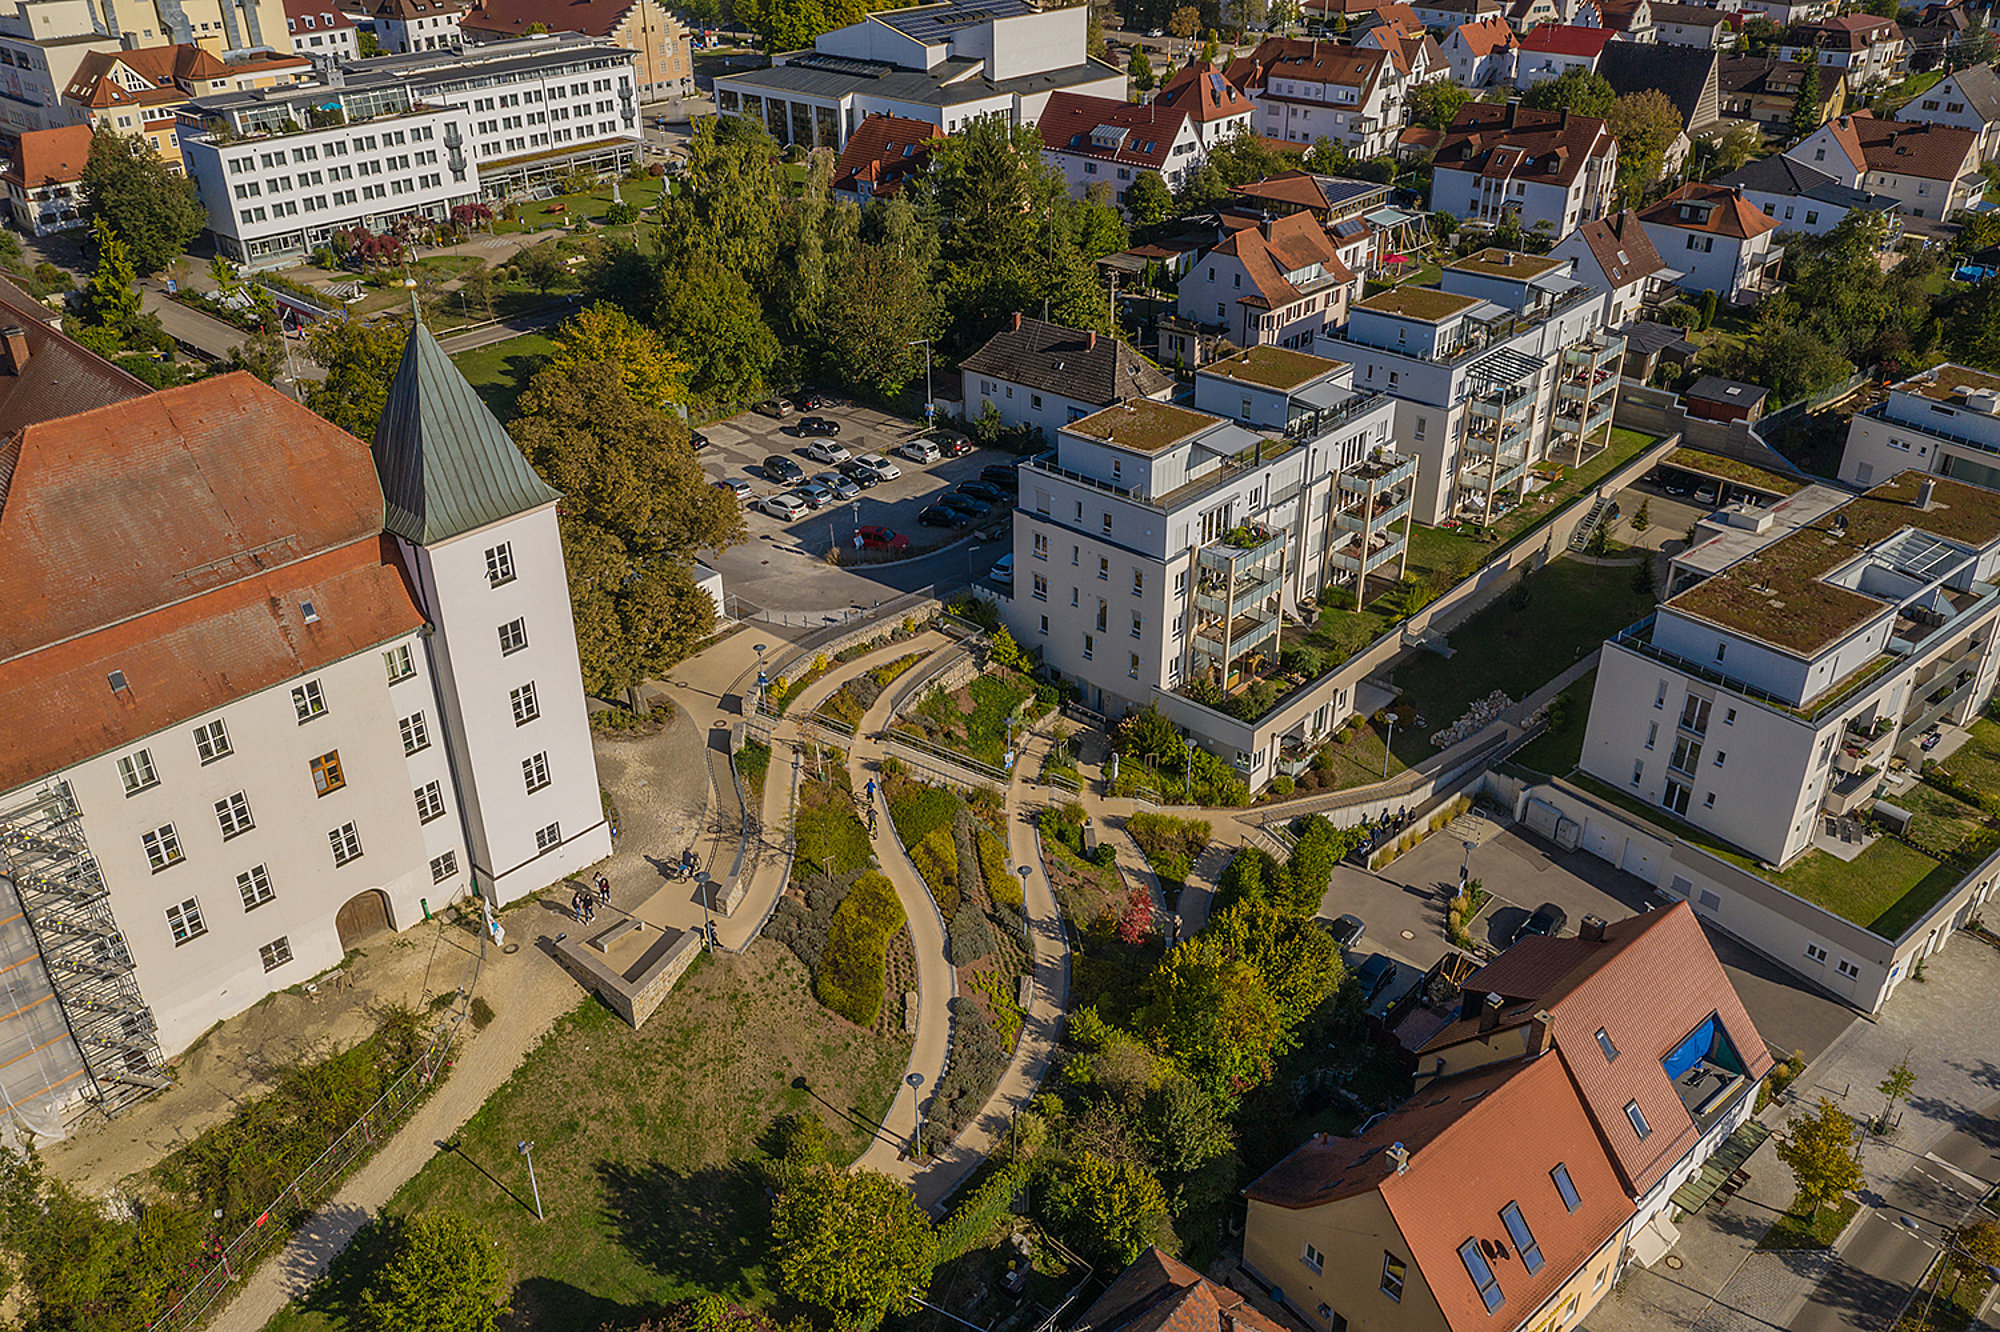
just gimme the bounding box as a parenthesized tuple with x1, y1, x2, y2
(1551, 1163, 1581, 1213)
(1500, 1203, 1544, 1275)
(1458, 1240, 1504, 1312)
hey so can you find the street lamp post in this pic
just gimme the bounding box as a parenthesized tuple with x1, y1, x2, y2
(1383, 714, 1397, 780)
(906, 338, 933, 422)
(905, 1071, 927, 1158)
(517, 1140, 544, 1221)
(1017, 865, 1033, 949)
(694, 870, 714, 951)
(754, 642, 769, 714)
(1460, 839, 1477, 894)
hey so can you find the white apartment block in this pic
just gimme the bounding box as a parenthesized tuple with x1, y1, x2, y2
(1428, 104, 1618, 239)
(1317, 248, 1622, 525)
(1840, 363, 2000, 493)
(1002, 346, 1407, 782)
(1227, 39, 1402, 158)
(0, 334, 605, 1128)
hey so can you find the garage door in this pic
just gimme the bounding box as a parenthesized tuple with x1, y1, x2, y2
(1524, 798, 1562, 840)
(1581, 819, 1619, 863)
(1620, 841, 1658, 882)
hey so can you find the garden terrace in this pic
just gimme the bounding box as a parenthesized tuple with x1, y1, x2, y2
(1066, 399, 1219, 455)
(1909, 363, 2000, 405)
(1667, 472, 2000, 657)
(1443, 248, 1563, 281)
(1661, 447, 1805, 499)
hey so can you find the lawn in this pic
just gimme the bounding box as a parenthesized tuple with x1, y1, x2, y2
(896, 670, 1037, 768)
(1388, 560, 1654, 762)
(490, 174, 667, 235)
(266, 945, 910, 1332)
(1759, 1195, 1861, 1251)
(1937, 716, 2000, 798)
(1873, 69, 1944, 115)
(1509, 670, 1595, 777)
(452, 331, 558, 421)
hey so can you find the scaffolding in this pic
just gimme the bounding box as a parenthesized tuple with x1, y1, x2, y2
(0, 780, 168, 1121)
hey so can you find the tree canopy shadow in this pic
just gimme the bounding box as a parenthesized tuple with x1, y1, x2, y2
(596, 1158, 772, 1302)
(501, 1277, 667, 1332)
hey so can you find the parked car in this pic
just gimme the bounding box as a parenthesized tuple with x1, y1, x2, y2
(791, 388, 827, 411)
(802, 438, 850, 464)
(1325, 914, 1365, 949)
(1355, 953, 1396, 1004)
(763, 455, 805, 483)
(1514, 901, 1569, 943)
(798, 417, 842, 439)
(937, 433, 974, 458)
(955, 480, 1005, 504)
(753, 398, 790, 419)
(714, 477, 753, 504)
(794, 480, 834, 509)
(853, 452, 902, 481)
(917, 504, 961, 527)
(896, 437, 941, 464)
(980, 462, 1019, 489)
(756, 492, 807, 521)
(689, 430, 711, 451)
(938, 494, 985, 520)
(856, 525, 911, 552)
(813, 470, 860, 501)
(990, 553, 1013, 584)
(837, 459, 882, 488)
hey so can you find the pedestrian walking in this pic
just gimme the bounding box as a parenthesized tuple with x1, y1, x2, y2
(570, 889, 585, 922)
(596, 872, 611, 905)
(868, 807, 879, 835)
(865, 776, 877, 801)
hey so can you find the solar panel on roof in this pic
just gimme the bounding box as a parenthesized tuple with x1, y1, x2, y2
(1208, 71, 1224, 97)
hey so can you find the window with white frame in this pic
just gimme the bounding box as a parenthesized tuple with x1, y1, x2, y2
(193, 718, 232, 763)
(328, 821, 363, 866)
(523, 752, 551, 792)
(215, 791, 254, 839)
(430, 850, 459, 882)
(415, 781, 447, 822)
(499, 618, 529, 654)
(400, 711, 430, 755)
(292, 679, 327, 722)
(238, 864, 275, 910)
(1302, 1242, 1324, 1273)
(485, 541, 516, 586)
(535, 822, 561, 852)
(143, 823, 184, 871)
(510, 682, 540, 725)
(166, 896, 205, 944)
(259, 936, 293, 972)
(383, 644, 415, 682)
(117, 748, 159, 794)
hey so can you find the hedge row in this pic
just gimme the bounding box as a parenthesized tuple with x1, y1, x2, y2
(815, 871, 906, 1025)
(928, 997, 1009, 1142)
(934, 1159, 1031, 1264)
(950, 901, 995, 965)
(910, 825, 960, 916)
(977, 828, 1019, 911)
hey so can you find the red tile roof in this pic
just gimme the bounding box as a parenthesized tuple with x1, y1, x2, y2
(1225, 38, 1387, 95)
(1421, 903, 1774, 1198)
(1452, 13, 1516, 54)
(831, 112, 940, 197)
(1213, 211, 1356, 308)
(1435, 104, 1615, 189)
(1075, 1248, 1293, 1332)
(5, 125, 94, 188)
(1039, 93, 1191, 171)
(1519, 22, 1616, 55)
(282, 0, 358, 28)
(463, 0, 630, 38)
(1247, 1054, 1634, 1332)
(1153, 61, 1253, 123)
(1639, 181, 1780, 239)
(1844, 110, 1981, 182)
(1571, 208, 1670, 286)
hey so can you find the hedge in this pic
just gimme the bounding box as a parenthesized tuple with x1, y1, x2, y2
(977, 827, 1017, 910)
(815, 871, 906, 1025)
(950, 901, 995, 965)
(928, 997, 1009, 1141)
(910, 825, 960, 916)
(934, 1159, 1031, 1264)
(888, 778, 962, 848)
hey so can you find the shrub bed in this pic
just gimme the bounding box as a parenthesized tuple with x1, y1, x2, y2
(769, 872, 864, 976)
(792, 749, 872, 885)
(816, 870, 906, 1025)
(927, 997, 1009, 1143)
(910, 825, 961, 915)
(977, 828, 1018, 911)
(736, 739, 771, 801)
(950, 900, 995, 964)
(1125, 812, 1211, 899)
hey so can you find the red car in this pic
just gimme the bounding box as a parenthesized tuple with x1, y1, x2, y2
(855, 525, 911, 553)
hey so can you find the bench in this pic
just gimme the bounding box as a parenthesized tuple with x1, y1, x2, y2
(591, 917, 645, 953)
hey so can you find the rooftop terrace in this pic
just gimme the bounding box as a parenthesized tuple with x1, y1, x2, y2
(1904, 362, 2000, 406)
(1444, 248, 1563, 281)
(1201, 345, 1344, 392)
(1665, 471, 2000, 657)
(1066, 398, 1220, 455)
(1355, 285, 1481, 322)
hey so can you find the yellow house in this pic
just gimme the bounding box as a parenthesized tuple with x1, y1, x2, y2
(1243, 1051, 1632, 1332)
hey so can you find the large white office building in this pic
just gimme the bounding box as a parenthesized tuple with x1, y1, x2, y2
(0, 314, 608, 1128)
(180, 33, 639, 263)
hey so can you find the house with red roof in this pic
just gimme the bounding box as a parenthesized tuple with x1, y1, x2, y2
(1549, 208, 1679, 325)
(1777, 13, 1906, 90)
(1076, 1249, 1293, 1332)
(1442, 15, 1517, 88)
(1149, 61, 1253, 151)
(1039, 92, 1202, 206)
(1244, 904, 1771, 1332)
(1789, 111, 1983, 223)
(830, 112, 940, 200)
(2, 123, 93, 234)
(462, 0, 692, 98)
(1512, 24, 1617, 88)
(1173, 210, 1361, 353)
(282, 0, 358, 62)
(1637, 181, 1782, 303)
(1428, 102, 1618, 238)
(1359, 12, 1447, 86)
(1225, 38, 1403, 157)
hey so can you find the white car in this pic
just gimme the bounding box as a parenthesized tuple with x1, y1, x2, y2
(757, 492, 808, 521)
(803, 439, 851, 465)
(895, 437, 941, 464)
(715, 477, 754, 504)
(853, 452, 901, 481)
(991, 553, 1014, 585)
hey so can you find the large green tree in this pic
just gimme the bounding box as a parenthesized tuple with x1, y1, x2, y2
(1143, 934, 1286, 1101)
(1776, 1097, 1863, 1214)
(304, 315, 408, 440)
(1407, 79, 1470, 131)
(1790, 56, 1823, 139)
(79, 130, 206, 275)
(655, 258, 781, 407)
(661, 114, 785, 282)
(356, 1212, 510, 1332)
(81, 216, 141, 335)
(1607, 90, 1683, 202)
(1043, 1151, 1175, 1268)
(823, 195, 940, 396)
(1125, 170, 1177, 226)
(546, 301, 688, 408)
(772, 1165, 936, 1331)
(1521, 66, 1616, 117)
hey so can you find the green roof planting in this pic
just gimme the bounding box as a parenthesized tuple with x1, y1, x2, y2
(1066, 399, 1221, 455)
(1200, 344, 1343, 392)
(1443, 247, 1562, 281)
(1355, 285, 1481, 322)
(1664, 447, 1806, 498)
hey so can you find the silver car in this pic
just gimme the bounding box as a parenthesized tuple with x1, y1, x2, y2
(757, 492, 807, 521)
(813, 470, 861, 501)
(853, 452, 902, 481)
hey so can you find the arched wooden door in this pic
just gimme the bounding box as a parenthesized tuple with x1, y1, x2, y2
(334, 890, 391, 950)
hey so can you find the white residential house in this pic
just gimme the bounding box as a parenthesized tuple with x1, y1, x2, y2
(284, 0, 360, 62)
(1839, 363, 2000, 493)
(1548, 209, 1680, 326)
(1170, 210, 1362, 356)
(1896, 63, 2000, 165)
(1512, 22, 1614, 88)
(1149, 60, 1254, 150)
(1038, 92, 1203, 203)
(1790, 111, 1984, 221)
(1428, 102, 1619, 238)
(1223, 38, 1402, 157)
(961, 314, 1175, 442)
(1442, 15, 1518, 86)
(1636, 182, 1783, 303)
(1776, 14, 1907, 90)
(350, 0, 462, 52)
(1647, 2, 1735, 48)
(1716, 152, 1901, 238)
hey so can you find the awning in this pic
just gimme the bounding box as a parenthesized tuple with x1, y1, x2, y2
(1364, 206, 1425, 228)
(1295, 380, 1354, 411)
(1628, 1212, 1682, 1268)
(1531, 273, 1588, 296)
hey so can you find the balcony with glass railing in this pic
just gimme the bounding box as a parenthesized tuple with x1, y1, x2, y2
(1329, 527, 1407, 575)
(1552, 397, 1616, 437)
(1460, 454, 1530, 492)
(1336, 451, 1417, 495)
(1335, 490, 1411, 534)
(1468, 384, 1535, 423)
(1559, 367, 1618, 403)
(1465, 414, 1530, 454)
(1563, 332, 1625, 371)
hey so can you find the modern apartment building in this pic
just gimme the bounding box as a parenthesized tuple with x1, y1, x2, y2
(0, 318, 607, 1129)
(1839, 363, 2000, 492)
(1428, 103, 1618, 239)
(179, 34, 639, 262)
(1316, 248, 1623, 525)
(713, 0, 1120, 151)
(1002, 346, 1407, 776)
(1224, 39, 1403, 158)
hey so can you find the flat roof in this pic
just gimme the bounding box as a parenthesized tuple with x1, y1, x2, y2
(1067, 399, 1220, 454)
(1355, 284, 1479, 322)
(1444, 247, 1562, 281)
(1676, 483, 1852, 581)
(1687, 375, 1770, 405)
(1903, 362, 2000, 405)
(1664, 446, 1804, 498)
(1200, 345, 1343, 392)
(1665, 471, 2000, 657)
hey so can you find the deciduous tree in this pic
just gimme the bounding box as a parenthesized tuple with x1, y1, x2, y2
(1407, 79, 1470, 131)
(513, 241, 566, 295)
(357, 1212, 509, 1332)
(303, 315, 408, 440)
(1521, 66, 1615, 117)
(1130, 45, 1156, 91)
(80, 130, 206, 275)
(772, 1165, 936, 1330)
(547, 301, 689, 408)
(655, 257, 781, 406)
(81, 216, 141, 335)
(1125, 170, 1176, 225)
(1776, 1097, 1863, 1214)
(1608, 90, 1682, 201)
(1043, 1151, 1174, 1267)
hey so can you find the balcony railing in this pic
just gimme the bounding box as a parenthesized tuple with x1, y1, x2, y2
(1465, 416, 1530, 452)
(1191, 609, 1280, 658)
(1563, 333, 1625, 369)
(1460, 456, 1530, 492)
(1469, 386, 1535, 422)
(1195, 572, 1281, 622)
(1199, 529, 1286, 571)
(1322, 283, 1597, 368)
(1610, 615, 1902, 724)
(1329, 528, 1406, 575)
(1336, 452, 1417, 493)
(1552, 398, 1616, 436)
(1336, 492, 1411, 533)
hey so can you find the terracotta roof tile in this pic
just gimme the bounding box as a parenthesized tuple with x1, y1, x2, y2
(832, 112, 940, 196)
(1076, 1248, 1292, 1332)
(1843, 111, 1981, 182)
(1212, 210, 1356, 307)
(282, 0, 358, 28)
(1452, 15, 1517, 55)
(1639, 181, 1780, 239)
(463, 0, 624, 37)
(1039, 92, 1190, 171)
(1435, 103, 1614, 188)
(1154, 62, 1253, 122)
(1519, 22, 1615, 54)
(5, 125, 94, 188)
(1226, 38, 1386, 95)
(1572, 209, 1669, 286)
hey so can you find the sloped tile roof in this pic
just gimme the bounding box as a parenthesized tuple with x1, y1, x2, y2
(1639, 181, 1780, 238)
(1846, 110, 1981, 182)
(959, 316, 1172, 406)
(1435, 103, 1615, 188)
(282, 0, 359, 29)
(1154, 62, 1252, 123)
(1940, 63, 2000, 122)
(1596, 39, 1717, 130)
(1075, 1248, 1292, 1332)
(372, 316, 561, 546)
(1452, 15, 1516, 55)
(832, 112, 940, 196)
(5, 124, 94, 188)
(464, 0, 627, 37)
(1247, 1054, 1634, 1332)
(1225, 38, 1386, 94)
(1039, 92, 1190, 171)
(1571, 209, 1670, 287)
(1519, 22, 1615, 54)
(1213, 210, 1357, 308)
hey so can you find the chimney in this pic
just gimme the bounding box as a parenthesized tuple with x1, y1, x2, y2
(1261, 215, 1275, 240)
(1011, 311, 1022, 331)
(1525, 1009, 1555, 1055)
(1579, 913, 1607, 942)
(1918, 477, 1936, 510)
(0, 325, 27, 375)
(1087, 330, 1097, 349)
(1387, 1141, 1410, 1175)
(1478, 991, 1505, 1033)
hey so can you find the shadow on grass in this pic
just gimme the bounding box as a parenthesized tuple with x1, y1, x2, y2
(1871, 857, 1972, 941)
(501, 1277, 667, 1332)
(596, 1158, 773, 1303)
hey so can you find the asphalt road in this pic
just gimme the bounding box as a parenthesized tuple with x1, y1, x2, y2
(1793, 1101, 2000, 1332)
